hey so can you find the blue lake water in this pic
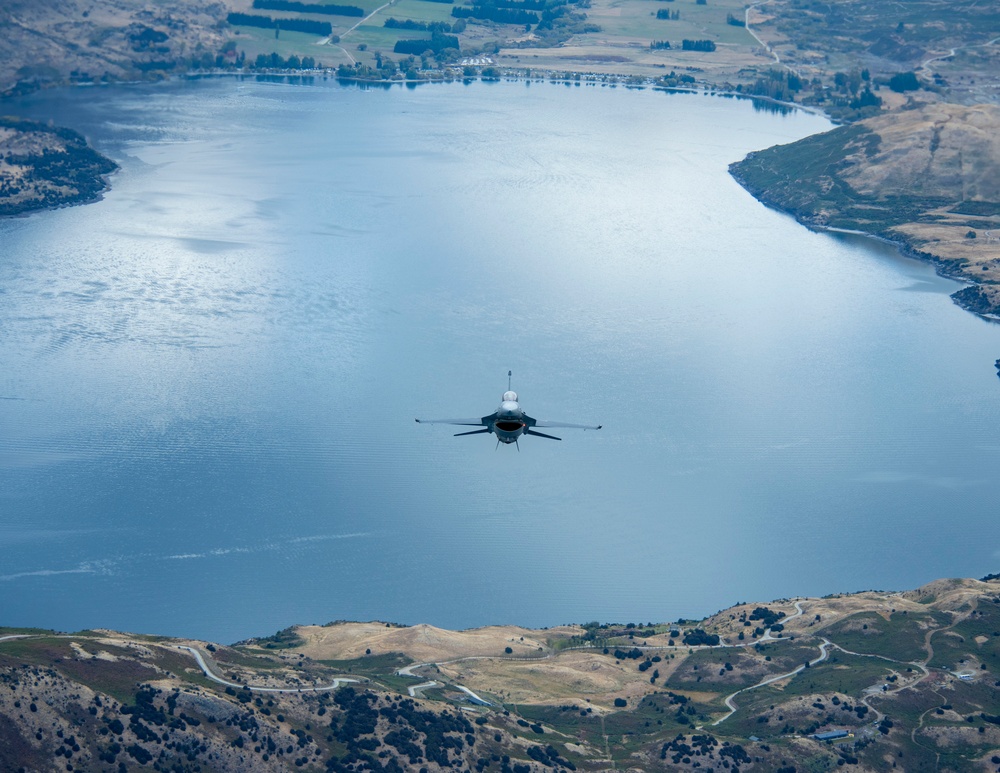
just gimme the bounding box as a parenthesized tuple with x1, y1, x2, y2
(1, 78, 999, 643)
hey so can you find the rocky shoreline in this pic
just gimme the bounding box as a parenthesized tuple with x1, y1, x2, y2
(729, 102, 1000, 319)
(0, 117, 118, 218)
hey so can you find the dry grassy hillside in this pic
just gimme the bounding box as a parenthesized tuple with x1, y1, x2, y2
(4, 575, 1000, 771)
(731, 102, 1000, 314)
(0, 0, 237, 93)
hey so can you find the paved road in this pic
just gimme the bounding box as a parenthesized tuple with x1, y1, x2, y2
(177, 646, 359, 694)
(407, 681, 439, 698)
(713, 635, 832, 726)
(745, 1, 781, 67)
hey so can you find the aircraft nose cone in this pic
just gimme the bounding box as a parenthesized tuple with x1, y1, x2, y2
(499, 401, 521, 417)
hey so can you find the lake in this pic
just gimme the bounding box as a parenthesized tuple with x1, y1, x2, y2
(2, 78, 999, 643)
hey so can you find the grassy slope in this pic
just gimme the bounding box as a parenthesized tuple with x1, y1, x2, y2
(730, 103, 1000, 315)
(5, 577, 997, 771)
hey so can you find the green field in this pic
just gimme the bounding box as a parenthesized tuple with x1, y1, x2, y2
(231, 25, 341, 61)
(316, 651, 413, 676)
(590, 0, 756, 46)
(822, 611, 950, 663)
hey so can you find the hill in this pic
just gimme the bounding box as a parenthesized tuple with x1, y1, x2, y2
(0, 0, 234, 95)
(730, 102, 1000, 316)
(0, 116, 118, 216)
(3, 575, 1000, 771)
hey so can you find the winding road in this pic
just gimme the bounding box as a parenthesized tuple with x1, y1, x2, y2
(745, 1, 781, 68)
(713, 636, 832, 726)
(177, 646, 359, 694)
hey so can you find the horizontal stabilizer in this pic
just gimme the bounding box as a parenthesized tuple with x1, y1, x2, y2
(454, 428, 491, 437)
(525, 428, 562, 441)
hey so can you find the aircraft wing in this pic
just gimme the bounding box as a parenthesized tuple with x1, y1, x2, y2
(415, 415, 494, 426)
(527, 416, 602, 430)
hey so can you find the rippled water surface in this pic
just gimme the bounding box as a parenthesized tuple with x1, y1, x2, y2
(2, 79, 999, 642)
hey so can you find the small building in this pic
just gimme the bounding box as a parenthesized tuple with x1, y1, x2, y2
(811, 730, 850, 741)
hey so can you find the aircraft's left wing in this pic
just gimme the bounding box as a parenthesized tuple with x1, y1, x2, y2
(415, 417, 488, 426)
(527, 417, 602, 430)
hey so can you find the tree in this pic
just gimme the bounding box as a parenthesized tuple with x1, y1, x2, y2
(888, 71, 920, 92)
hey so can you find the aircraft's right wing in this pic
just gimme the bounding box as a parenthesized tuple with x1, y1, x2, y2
(531, 420, 602, 430)
(415, 415, 492, 426)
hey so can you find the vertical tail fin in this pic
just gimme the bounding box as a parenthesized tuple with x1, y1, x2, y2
(508, 370, 512, 391)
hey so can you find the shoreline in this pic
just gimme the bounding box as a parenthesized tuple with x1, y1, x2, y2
(5, 74, 997, 326)
(728, 142, 1000, 322)
(0, 116, 118, 219)
(0, 69, 810, 222)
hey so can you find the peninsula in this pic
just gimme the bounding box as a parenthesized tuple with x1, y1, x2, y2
(2, 575, 999, 771)
(0, 117, 117, 216)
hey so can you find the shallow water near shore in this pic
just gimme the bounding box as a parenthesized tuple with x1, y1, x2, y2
(1, 78, 999, 643)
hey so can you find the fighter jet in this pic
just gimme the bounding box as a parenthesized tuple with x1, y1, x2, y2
(416, 371, 601, 448)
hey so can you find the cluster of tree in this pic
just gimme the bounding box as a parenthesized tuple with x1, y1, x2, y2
(805, 68, 882, 117)
(493, 0, 547, 8)
(725, 12, 744, 26)
(393, 32, 460, 54)
(742, 68, 802, 102)
(0, 121, 118, 216)
(682, 628, 720, 646)
(833, 68, 867, 94)
(250, 52, 320, 69)
(531, 3, 598, 44)
(656, 9, 680, 20)
(527, 744, 576, 769)
(227, 12, 333, 35)
(252, 0, 364, 16)
(377, 697, 474, 767)
(661, 735, 721, 765)
(385, 17, 454, 31)
(612, 647, 644, 660)
(129, 25, 170, 52)
(888, 71, 920, 92)
(452, 4, 540, 24)
(249, 625, 306, 649)
(649, 40, 671, 49)
(747, 606, 786, 628)
(659, 70, 696, 87)
(850, 87, 881, 109)
(186, 49, 247, 70)
(133, 60, 177, 71)
(681, 39, 715, 51)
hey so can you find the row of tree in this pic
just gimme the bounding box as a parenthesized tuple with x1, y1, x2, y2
(384, 17, 455, 32)
(393, 33, 461, 54)
(681, 38, 715, 51)
(251, 53, 321, 69)
(451, 5, 540, 23)
(252, 0, 364, 16)
(227, 12, 332, 35)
